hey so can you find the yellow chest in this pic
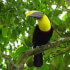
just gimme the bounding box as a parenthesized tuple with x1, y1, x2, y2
(38, 15, 51, 32)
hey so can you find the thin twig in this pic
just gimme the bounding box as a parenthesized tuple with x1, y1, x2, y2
(2, 54, 14, 65)
(2, 54, 17, 70)
(51, 0, 63, 37)
(61, 8, 70, 12)
(51, 0, 60, 24)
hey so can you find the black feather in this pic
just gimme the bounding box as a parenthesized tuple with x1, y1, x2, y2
(32, 25, 53, 67)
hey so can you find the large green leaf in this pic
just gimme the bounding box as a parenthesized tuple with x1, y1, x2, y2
(2, 27, 8, 37)
(15, 46, 29, 55)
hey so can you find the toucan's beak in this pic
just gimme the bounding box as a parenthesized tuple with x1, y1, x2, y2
(26, 11, 43, 19)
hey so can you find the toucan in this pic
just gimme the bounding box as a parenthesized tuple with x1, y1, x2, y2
(26, 11, 53, 67)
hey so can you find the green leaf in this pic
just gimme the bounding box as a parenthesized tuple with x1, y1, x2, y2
(15, 46, 29, 55)
(0, 25, 3, 28)
(53, 16, 62, 25)
(33, 0, 40, 9)
(10, 16, 15, 24)
(2, 27, 8, 37)
(62, 13, 67, 21)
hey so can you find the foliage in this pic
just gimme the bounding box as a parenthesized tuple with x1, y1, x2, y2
(0, 0, 70, 70)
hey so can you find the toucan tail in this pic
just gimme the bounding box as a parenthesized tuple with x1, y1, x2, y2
(34, 53, 43, 67)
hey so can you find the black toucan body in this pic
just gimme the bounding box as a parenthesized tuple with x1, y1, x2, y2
(26, 11, 53, 67)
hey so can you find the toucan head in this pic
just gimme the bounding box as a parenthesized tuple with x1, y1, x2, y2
(26, 11, 43, 19)
(26, 11, 51, 31)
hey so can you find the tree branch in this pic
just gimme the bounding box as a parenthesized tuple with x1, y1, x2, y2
(2, 54, 17, 70)
(51, 0, 60, 24)
(19, 37, 70, 70)
(51, 0, 63, 37)
(1, 37, 70, 70)
(46, 45, 70, 60)
(61, 8, 70, 12)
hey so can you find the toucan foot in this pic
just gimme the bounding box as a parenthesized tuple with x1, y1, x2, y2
(47, 41, 51, 45)
(36, 46, 40, 50)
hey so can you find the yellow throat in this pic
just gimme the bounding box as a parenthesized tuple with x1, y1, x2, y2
(38, 14, 51, 32)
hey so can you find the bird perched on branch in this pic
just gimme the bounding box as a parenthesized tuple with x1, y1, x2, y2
(26, 11, 53, 67)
